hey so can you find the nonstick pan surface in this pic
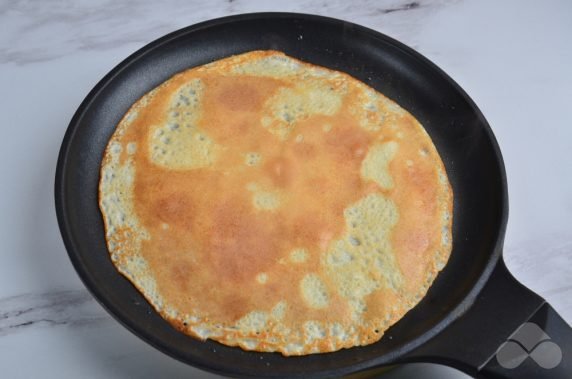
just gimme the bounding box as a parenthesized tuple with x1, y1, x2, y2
(55, 13, 571, 379)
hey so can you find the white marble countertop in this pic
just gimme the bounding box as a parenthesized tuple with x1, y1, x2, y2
(1, 0, 570, 378)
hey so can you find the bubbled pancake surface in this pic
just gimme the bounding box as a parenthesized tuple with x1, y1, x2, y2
(99, 50, 453, 355)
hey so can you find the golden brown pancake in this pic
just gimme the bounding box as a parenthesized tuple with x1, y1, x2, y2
(99, 50, 453, 355)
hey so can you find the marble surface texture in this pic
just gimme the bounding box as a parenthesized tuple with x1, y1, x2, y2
(0, 0, 570, 378)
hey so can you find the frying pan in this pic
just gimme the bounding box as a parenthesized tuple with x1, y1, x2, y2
(54, 13, 571, 379)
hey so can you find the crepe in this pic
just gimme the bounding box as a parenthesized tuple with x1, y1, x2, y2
(99, 50, 453, 355)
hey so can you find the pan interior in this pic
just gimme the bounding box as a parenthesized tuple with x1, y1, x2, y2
(56, 13, 506, 377)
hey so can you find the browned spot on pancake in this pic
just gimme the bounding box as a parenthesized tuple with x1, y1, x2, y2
(263, 156, 293, 188)
(170, 260, 193, 293)
(292, 139, 317, 159)
(154, 193, 194, 225)
(200, 76, 283, 144)
(206, 200, 281, 282)
(325, 125, 371, 162)
(219, 292, 254, 321)
(216, 81, 263, 112)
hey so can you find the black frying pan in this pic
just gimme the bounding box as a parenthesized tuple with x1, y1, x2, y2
(55, 13, 571, 379)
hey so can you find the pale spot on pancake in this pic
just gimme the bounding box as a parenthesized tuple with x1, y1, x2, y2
(284, 343, 304, 355)
(444, 211, 452, 222)
(127, 142, 137, 155)
(121, 255, 162, 308)
(304, 321, 326, 343)
(322, 123, 332, 132)
(325, 194, 401, 319)
(256, 273, 268, 284)
(441, 226, 451, 245)
(348, 299, 367, 320)
(232, 54, 303, 77)
(238, 339, 259, 350)
(289, 248, 308, 263)
(419, 147, 429, 157)
(271, 301, 287, 320)
(300, 274, 329, 309)
(165, 307, 178, 319)
(149, 79, 219, 169)
(246, 178, 284, 212)
(261, 116, 271, 127)
(191, 325, 213, 340)
(435, 258, 446, 271)
(348, 236, 361, 246)
(252, 189, 281, 211)
(380, 95, 407, 116)
(330, 323, 349, 341)
(187, 315, 199, 324)
(99, 146, 149, 255)
(161, 223, 169, 230)
(125, 110, 139, 123)
(245, 152, 261, 166)
(406, 159, 414, 167)
(263, 79, 346, 139)
(110, 142, 122, 154)
(236, 311, 268, 333)
(360, 141, 399, 189)
(438, 166, 448, 185)
(295, 134, 304, 143)
(326, 247, 353, 265)
(350, 86, 387, 132)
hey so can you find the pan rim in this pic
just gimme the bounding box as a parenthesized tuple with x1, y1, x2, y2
(54, 11, 509, 378)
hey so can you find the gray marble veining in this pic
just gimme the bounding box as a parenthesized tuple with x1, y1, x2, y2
(0, 0, 456, 65)
(0, 290, 107, 336)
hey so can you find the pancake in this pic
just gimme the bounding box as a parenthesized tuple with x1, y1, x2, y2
(99, 50, 453, 355)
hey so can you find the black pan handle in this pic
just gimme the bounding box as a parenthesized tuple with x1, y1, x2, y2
(404, 257, 572, 378)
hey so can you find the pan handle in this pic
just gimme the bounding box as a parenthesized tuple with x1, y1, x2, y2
(404, 257, 572, 378)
